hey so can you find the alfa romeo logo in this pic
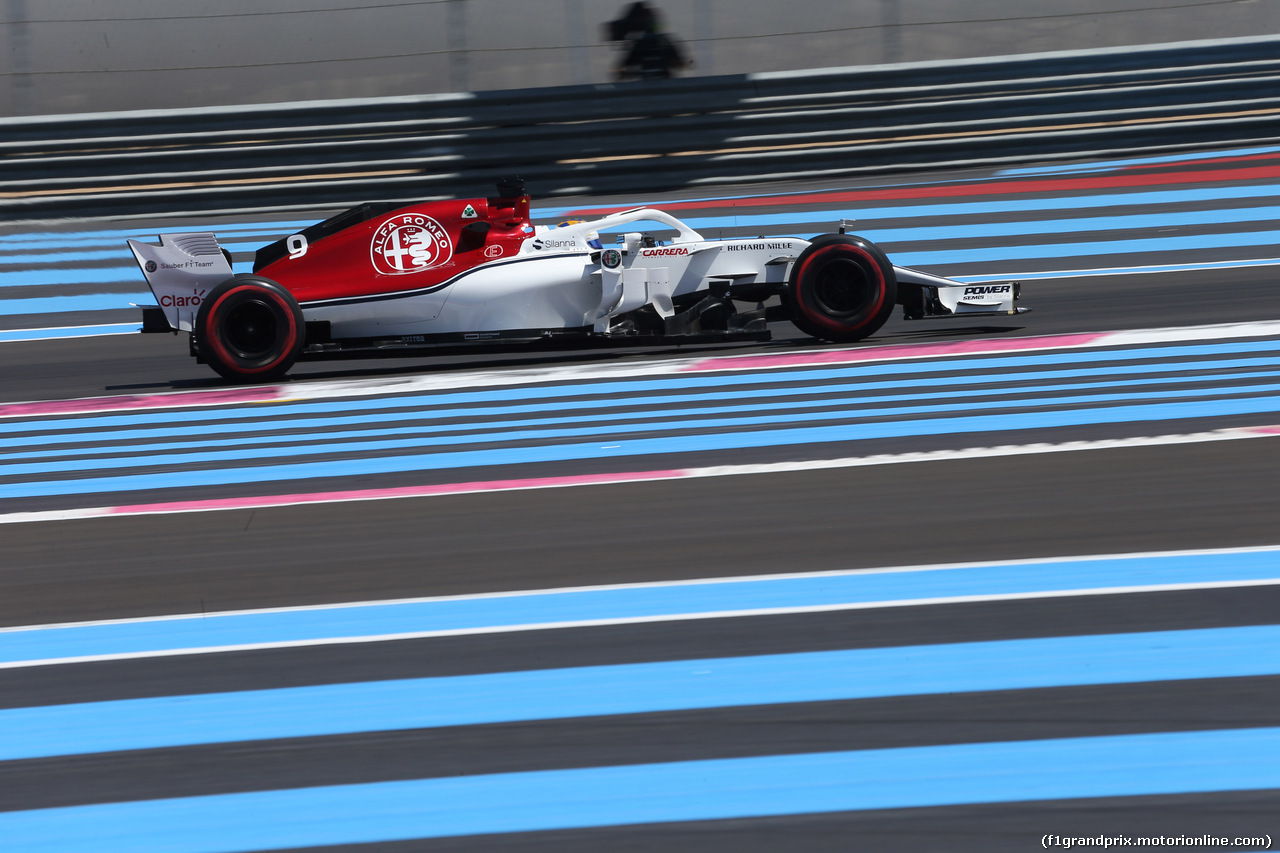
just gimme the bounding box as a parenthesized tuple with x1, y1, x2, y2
(370, 214, 453, 275)
(601, 249, 622, 270)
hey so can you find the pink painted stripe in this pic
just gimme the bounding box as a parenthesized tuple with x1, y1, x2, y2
(12, 424, 1278, 524)
(682, 333, 1113, 372)
(0, 387, 286, 419)
(105, 469, 686, 517)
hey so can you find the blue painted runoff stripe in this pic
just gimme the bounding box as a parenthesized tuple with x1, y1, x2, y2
(997, 145, 1280, 175)
(0, 241, 257, 266)
(894, 229, 1280, 266)
(3, 182, 1276, 261)
(9, 366, 1278, 464)
(557, 183, 1280, 224)
(3, 392, 1279, 500)
(5, 252, 1276, 327)
(2, 169, 1278, 256)
(0, 248, 127, 264)
(0, 323, 139, 343)
(0, 266, 138, 288)
(0, 220, 311, 249)
(876, 205, 1280, 243)
(956, 256, 1280, 282)
(3, 337, 1277, 438)
(3, 379, 1278, 480)
(1, 727, 1277, 851)
(5, 361, 1272, 454)
(3, 548, 1277, 667)
(1, 624, 1277, 762)
(0, 292, 152, 317)
(1, 185, 1279, 285)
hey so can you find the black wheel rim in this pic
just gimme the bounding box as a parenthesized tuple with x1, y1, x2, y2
(222, 299, 280, 359)
(812, 256, 876, 321)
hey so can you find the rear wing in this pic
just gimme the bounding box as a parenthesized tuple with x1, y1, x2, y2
(126, 233, 233, 332)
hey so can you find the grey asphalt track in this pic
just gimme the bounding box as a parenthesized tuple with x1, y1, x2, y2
(2, 165, 1279, 852)
(2, 439, 1279, 624)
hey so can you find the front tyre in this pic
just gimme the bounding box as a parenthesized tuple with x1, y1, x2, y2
(195, 275, 304, 382)
(787, 234, 897, 343)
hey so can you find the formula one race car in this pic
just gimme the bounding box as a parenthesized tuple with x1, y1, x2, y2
(128, 179, 1026, 382)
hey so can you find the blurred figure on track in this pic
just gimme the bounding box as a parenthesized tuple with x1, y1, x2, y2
(604, 2, 690, 80)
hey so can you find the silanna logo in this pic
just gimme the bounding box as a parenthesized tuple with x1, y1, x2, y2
(370, 214, 454, 275)
(531, 237, 578, 251)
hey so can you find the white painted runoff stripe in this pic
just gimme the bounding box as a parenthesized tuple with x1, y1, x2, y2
(0, 323, 1270, 517)
(10, 363, 1276, 459)
(0, 321, 1265, 424)
(6, 379, 1278, 480)
(995, 143, 1280, 175)
(1, 425, 1276, 527)
(2, 546, 1277, 669)
(955, 256, 1280, 282)
(2, 626, 1278, 762)
(0, 323, 139, 342)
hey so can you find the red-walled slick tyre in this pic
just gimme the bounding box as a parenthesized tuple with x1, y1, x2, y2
(195, 275, 304, 382)
(787, 234, 897, 343)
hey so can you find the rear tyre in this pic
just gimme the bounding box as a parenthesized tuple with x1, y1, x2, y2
(195, 275, 304, 382)
(787, 234, 897, 343)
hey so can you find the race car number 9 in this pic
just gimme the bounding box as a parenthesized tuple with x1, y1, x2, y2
(287, 234, 308, 260)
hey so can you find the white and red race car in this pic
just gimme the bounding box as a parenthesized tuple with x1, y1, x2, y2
(128, 179, 1026, 381)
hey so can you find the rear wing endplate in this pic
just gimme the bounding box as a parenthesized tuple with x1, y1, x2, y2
(126, 233, 232, 332)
